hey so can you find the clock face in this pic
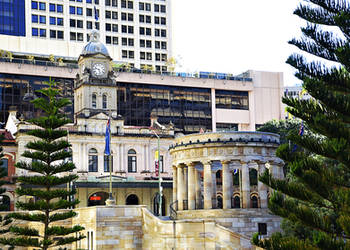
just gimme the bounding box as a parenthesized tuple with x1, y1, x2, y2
(92, 63, 106, 76)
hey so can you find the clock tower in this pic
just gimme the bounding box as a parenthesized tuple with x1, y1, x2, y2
(74, 29, 118, 119)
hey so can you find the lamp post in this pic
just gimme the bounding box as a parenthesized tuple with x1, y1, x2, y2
(152, 130, 162, 216)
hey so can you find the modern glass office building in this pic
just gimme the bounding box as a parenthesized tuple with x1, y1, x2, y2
(0, 0, 25, 36)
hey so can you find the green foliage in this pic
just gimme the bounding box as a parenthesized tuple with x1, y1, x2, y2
(0, 80, 84, 250)
(253, 1, 350, 249)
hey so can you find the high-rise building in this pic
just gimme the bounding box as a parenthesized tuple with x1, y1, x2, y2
(0, 0, 172, 71)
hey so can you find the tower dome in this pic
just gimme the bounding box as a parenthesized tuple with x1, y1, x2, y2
(80, 30, 111, 59)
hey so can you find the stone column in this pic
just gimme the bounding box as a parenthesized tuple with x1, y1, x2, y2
(183, 167, 188, 209)
(212, 170, 217, 208)
(241, 161, 250, 208)
(187, 163, 196, 210)
(177, 165, 184, 210)
(172, 165, 177, 203)
(258, 162, 268, 208)
(222, 160, 232, 209)
(203, 161, 213, 209)
(195, 169, 201, 209)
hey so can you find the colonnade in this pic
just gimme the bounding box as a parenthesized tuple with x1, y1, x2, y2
(172, 160, 283, 211)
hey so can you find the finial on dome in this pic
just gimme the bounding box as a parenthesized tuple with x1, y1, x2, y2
(79, 29, 111, 59)
(89, 29, 100, 42)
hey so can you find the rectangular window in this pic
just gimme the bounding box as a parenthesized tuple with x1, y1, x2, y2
(86, 0, 92, 3)
(155, 53, 160, 61)
(49, 3, 56, 12)
(155, 41, 160, 49)
(128, 38, 134, 46)
(87, 8, 92, 16)
(154, 16, 159, 24)
(155, 29, 159, 37)
(39, 2, 45, 10)
(128, 156, 136, 172)
(127, 1, 133, 9)
(106, 35, 111, 44)
(57, 18, 63, 26)
(128, 26, 133, 34)
(0, 159, 8, 177)
(95, 0, 99, 4)
(140, 39, 145, 47)
(50, 17, 56, 25)
(146, 52, 152, 60)
(139, 27, 144, 35)
(39, 15, 46, 24)
(105, 10, 111, 18)
(154, 4, 159, 12)
(106, 23, 111, 31)
(122, 37, 127, 46)
(122, 25, 127, 33)
(129, 51, 134, 59)
(57, 4, 63, 13)
(146, 28, 151, 36)
(77, 7, 83, 15)
(39, 29, 46, 37)
(77, 20, 83, 28)
(77, 32, 83, 41)
(215, 90, 249, 110)
(70, 6, 75, 14)
(88, 155, 98, 172)
(70, 32, 76, 40)
(87, 21, 92, 29)
(112, 24, 118, 32)
(70, 19, 76, 27)
(128, 13, 133, 21)
(139, 15, 144, 23)
(121, 0, 126, 8)
(121, 12, 126, 21)
(32, 28, 38, 36)
(112, 11, 118, 19)
(140, 52, 145, 60)
(32, 14, 38, 23)
(145, 3, 151, 11)
(105, 0, 110, 5)
(139, 2, 144, 10)
(161, 54, 167, 62)
(112, 0, 117, 7)
(161, 17, 166, 25)
(50, 29, 56, 38)
(161, 29, 166, 37)
(122, 50, 127, 58)
(258, 223, 267, 235)
(57, 30, 64, 39)
(146, 40, 151, 48)
(113, 37, 118, 45)
(32, 1, 38, 9)
(160, 5, 166, 13)
(161, 41, 167, 49)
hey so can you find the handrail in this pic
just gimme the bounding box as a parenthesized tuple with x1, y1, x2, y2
(169, 200, 178, 220)
(0, 57, 78, 69)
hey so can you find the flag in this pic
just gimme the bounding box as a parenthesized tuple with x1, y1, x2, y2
(104, 118, 111, 155)
(94, 6, 99, 21)
(233, 169, 238, 175)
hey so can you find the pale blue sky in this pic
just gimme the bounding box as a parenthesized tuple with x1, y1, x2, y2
(172, 0, 304, 86)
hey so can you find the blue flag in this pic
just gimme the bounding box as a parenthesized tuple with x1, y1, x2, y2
(94, 6, 99, 21)
(233, 169, 238, 175)
(105, 118, 111, 155)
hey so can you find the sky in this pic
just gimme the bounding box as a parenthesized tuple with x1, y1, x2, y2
(171, 0, 305, 86)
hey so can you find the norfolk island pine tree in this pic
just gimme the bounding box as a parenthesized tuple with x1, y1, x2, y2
(252, 1, 350, 249)
(0, 80, 85, 249)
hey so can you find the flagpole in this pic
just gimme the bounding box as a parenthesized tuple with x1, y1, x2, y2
(106, 111, 115, 206)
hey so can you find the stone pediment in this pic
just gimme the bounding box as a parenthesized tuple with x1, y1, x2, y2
(90, 112, 109, 120)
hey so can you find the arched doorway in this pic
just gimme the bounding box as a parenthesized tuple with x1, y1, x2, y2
(153, 193, 166, 216)
(0, 195, 10, 211)
(126, 194, 139, 205)
(88, 192, 109, 206)
(233, 195, 240, 208)
(217, 195, 223, 209)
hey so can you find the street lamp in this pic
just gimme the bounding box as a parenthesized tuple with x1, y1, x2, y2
(152, 130, 162, 216)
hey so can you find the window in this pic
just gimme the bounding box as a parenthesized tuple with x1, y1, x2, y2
(121, 0, 126, 8)
(145, 3, 151, 11)
(249, 169, 258, 186)
(160, 5, 166, 13)
(92, 94, 96, 108)
(87, 8, 92, 16)
(95, 0, 99, 4)
(39, 29, 46, 37)
(105, 0, 110, 5)
(258, 223, 267, 235)
(87, 21, 92, 29)
(70, 19, 76, 27)
(128, 26, 133, 34)
(161, 54, 167, 62)
(77, 7, 83, 15)
(161, 29, 166, 37)
(140, 52, 145, 60)
(122, 50, 127, 58)
(129, 51, 134, 59)
(154, 16, 159, 24)
(112, 24, 118, 32)
(0, 159, 8, 177)
(146, 28, 151, 36)
(154, 4, 159, 12)
(39, 2, 45, 10)
(50, 30, 56, 38)
(139, 15, 144, 23)
(88, 148, 98, 172)
(86, 0, 92, 3)
(106, 36, 111, 44)
(105, 10, 111, 19)
(161, 41, 167, 49)
(128, 149, 137, 172)
(104, 154, 113, 172)
(70, 6, 75, 14)
(112, 37, 118, 44)
(155, 53, 160, 61)
(106, 23, 111, 31)
(139, 27, 144, 35)
(140, 39, 145, 47)
(128, 13, 134, 21)
(146, 52, 152, 60)
(161, 17, 166, 25)
(146, 15, 151, 23)
(122, 38, 133, 46)
(155, 41, 160, 49)
(251, 196, 259, 208)
(50, 30, 63, 39)
(49, 17, 56, 25)
(121, 12, 126, 21)
(102, 94, 107, 109)
(112, 11, 118, 19)
(112, 0, 117, 6)
(57, 30, 64, 39)
(32, 28, 38, 36)
(215, 90, 249, 110)
(70, 32, 76, 40)
(49, 3, 55, 12)
(57, 5, 63, 13)
(127, 1, 133, 9)
(146, 40, 151, 48)
(38, 15, 45, 24)
(32, 1, 38, 9)
(155, 29, 159, 37)
(139, 2, 144, 10)
(32, 15, 38, 23)
(233, 196, 240, 208)
(233, 170, 239, 185)
(77, 20, 83, 28)
(122, 25, 127, 33)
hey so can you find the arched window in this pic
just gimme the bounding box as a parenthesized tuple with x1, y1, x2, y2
(92, 94, 97, 108)
(88, 148, 98, 172)
(104, 153, 113, 172)
(126, 194, 139, 205)
(249, 168, 258, 186)
(128, 149, 137, 172)
(217, 195, 223, 209)
(0, 158, 8, 177)
(233, 196, 240, 208)
(102, 94, 107, 109)
(216, 170, 222, 185)
(233, 170, 239, 185)
(0, 195, 10, 211)
(251, 195, 259, 208)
